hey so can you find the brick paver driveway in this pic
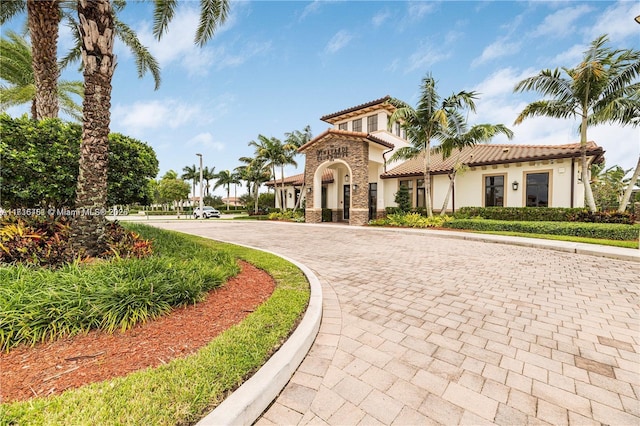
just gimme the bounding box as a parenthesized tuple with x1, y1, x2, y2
(150, 221, 639, 425)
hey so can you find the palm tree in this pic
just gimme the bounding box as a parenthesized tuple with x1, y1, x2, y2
(249, 134, 297, 210)
(202, 165, 215, 196)
(181, 164, 199, 204)
(0, 0, 161, 119)
(213, 169, 234, 211)
(71, 0, 229, 254)
(388, 73, 478, 217)
(434, 110, 514, 215)
(514, 34, 640, 212)
(285, 125, 313, 148)
(0, 30, 84, 121)
(238, 155, 271, 214)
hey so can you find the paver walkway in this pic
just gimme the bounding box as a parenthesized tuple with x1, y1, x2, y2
(150, 221, 639, 425)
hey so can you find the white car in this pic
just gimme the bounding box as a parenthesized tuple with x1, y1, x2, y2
(193, 206, 221, 219)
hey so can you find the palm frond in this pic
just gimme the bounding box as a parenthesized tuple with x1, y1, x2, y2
(0, 84, 35, 110)
(0, 0, 25, 24)
(514, 100, 576, 124)
(195, 0, 229, 47)
(58, 19, 82, 71)
(152, 0, 178, 40)
(388, 145, 422, 162)
(114, 18, 162, 90)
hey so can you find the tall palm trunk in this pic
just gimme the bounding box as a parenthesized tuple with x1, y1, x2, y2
(580, 113, 597, 212)
(424, 139, 433, 217)
(27, 0, 60, 119)
(280, 165, 287, 211)
(71, 0, 116, 256)
(618, 156, 640, 213)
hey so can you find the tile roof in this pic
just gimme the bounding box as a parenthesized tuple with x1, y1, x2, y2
(298, 128, 394, 152)
(320, 95, 392, 123)
(381, 142, 604, 178)
(265, 169, 334, 186)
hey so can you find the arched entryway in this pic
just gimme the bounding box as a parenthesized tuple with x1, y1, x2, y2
(311, 159, 353, 223)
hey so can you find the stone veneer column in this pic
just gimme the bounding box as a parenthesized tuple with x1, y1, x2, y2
(302, 136, 370, 226)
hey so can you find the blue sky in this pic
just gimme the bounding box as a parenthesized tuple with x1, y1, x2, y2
(5, 0, 640, 198)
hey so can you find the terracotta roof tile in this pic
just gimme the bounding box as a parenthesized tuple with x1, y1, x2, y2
(320, 95, 392, 123)
(382, 142, 604, 178)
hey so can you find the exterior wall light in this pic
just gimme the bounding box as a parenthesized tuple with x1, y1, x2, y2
(352, 184, 358, 191)
(307, 187, 312, 193)
(512, 181, 519, 191)
(288, 192, 292, 198)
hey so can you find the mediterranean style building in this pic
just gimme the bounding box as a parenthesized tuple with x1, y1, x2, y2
(267, 96, 605, 226)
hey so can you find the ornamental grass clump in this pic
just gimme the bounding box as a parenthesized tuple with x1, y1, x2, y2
(0, 224, 239, 351)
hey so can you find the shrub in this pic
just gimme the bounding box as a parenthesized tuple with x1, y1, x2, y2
(322, 208, 333, 222)
(369, 213, 452, 228)
(0, 215, 153, 268)
(443, 219, 640, 241)
(454, 207, 635, 224)
(267, 210, 304, 222)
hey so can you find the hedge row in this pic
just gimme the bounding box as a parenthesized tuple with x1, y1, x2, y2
(443, 219, 640, 241)
(454, 207, 635, 224)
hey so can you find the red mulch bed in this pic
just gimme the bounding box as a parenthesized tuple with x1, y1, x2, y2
(0, 261, 275, 403)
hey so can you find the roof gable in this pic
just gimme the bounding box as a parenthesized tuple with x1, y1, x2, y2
(298, 128, 394, 153)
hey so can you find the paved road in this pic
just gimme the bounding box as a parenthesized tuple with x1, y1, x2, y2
(150, 221, 639, 425)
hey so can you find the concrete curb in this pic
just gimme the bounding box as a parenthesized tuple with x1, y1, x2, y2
(196, 244, 323, 426)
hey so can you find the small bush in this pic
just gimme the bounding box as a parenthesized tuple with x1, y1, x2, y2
(322, 208, 333, 222)
(369, 213, 452, 228)
(443, 219, 640, 241)
(268, 210, 305, 222)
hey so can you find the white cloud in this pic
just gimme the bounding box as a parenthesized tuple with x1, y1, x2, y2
(546, 43, 587, 68)
(299, 0, 323, 21)
(530, 4, 593, 39)
(324, 30, 353, 54)
(471, 38, 521, 67)
(407, 2, 436, 21)
(405, 42, 450, 73)
(187, 132, 225, 151)
(372, 10, 391, 27)
(133, 6, 267, 76)
(112, 99, 202, 136)
(587, 1, 640, 43)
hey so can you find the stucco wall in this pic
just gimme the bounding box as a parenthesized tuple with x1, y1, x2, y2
(382, 158, 585, 211)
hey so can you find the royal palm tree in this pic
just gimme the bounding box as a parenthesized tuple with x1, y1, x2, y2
(0, 30, 83, 121)
(388, 73, 478, 217)
(434, 110, 514, 215)
(202, 165, 215, 196)
(285, 125, 313, 148)
(71, 0, 229, 254)
(181, 164, 199, 203)
(213, 169, 234, 211)
(0, 0, 161, 119)
(249, 134, 297, 210)
(238, 155, 271, 214)
(514, 34, 640, 212)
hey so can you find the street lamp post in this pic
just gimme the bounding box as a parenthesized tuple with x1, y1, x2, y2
(196, 153, 204, 218)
